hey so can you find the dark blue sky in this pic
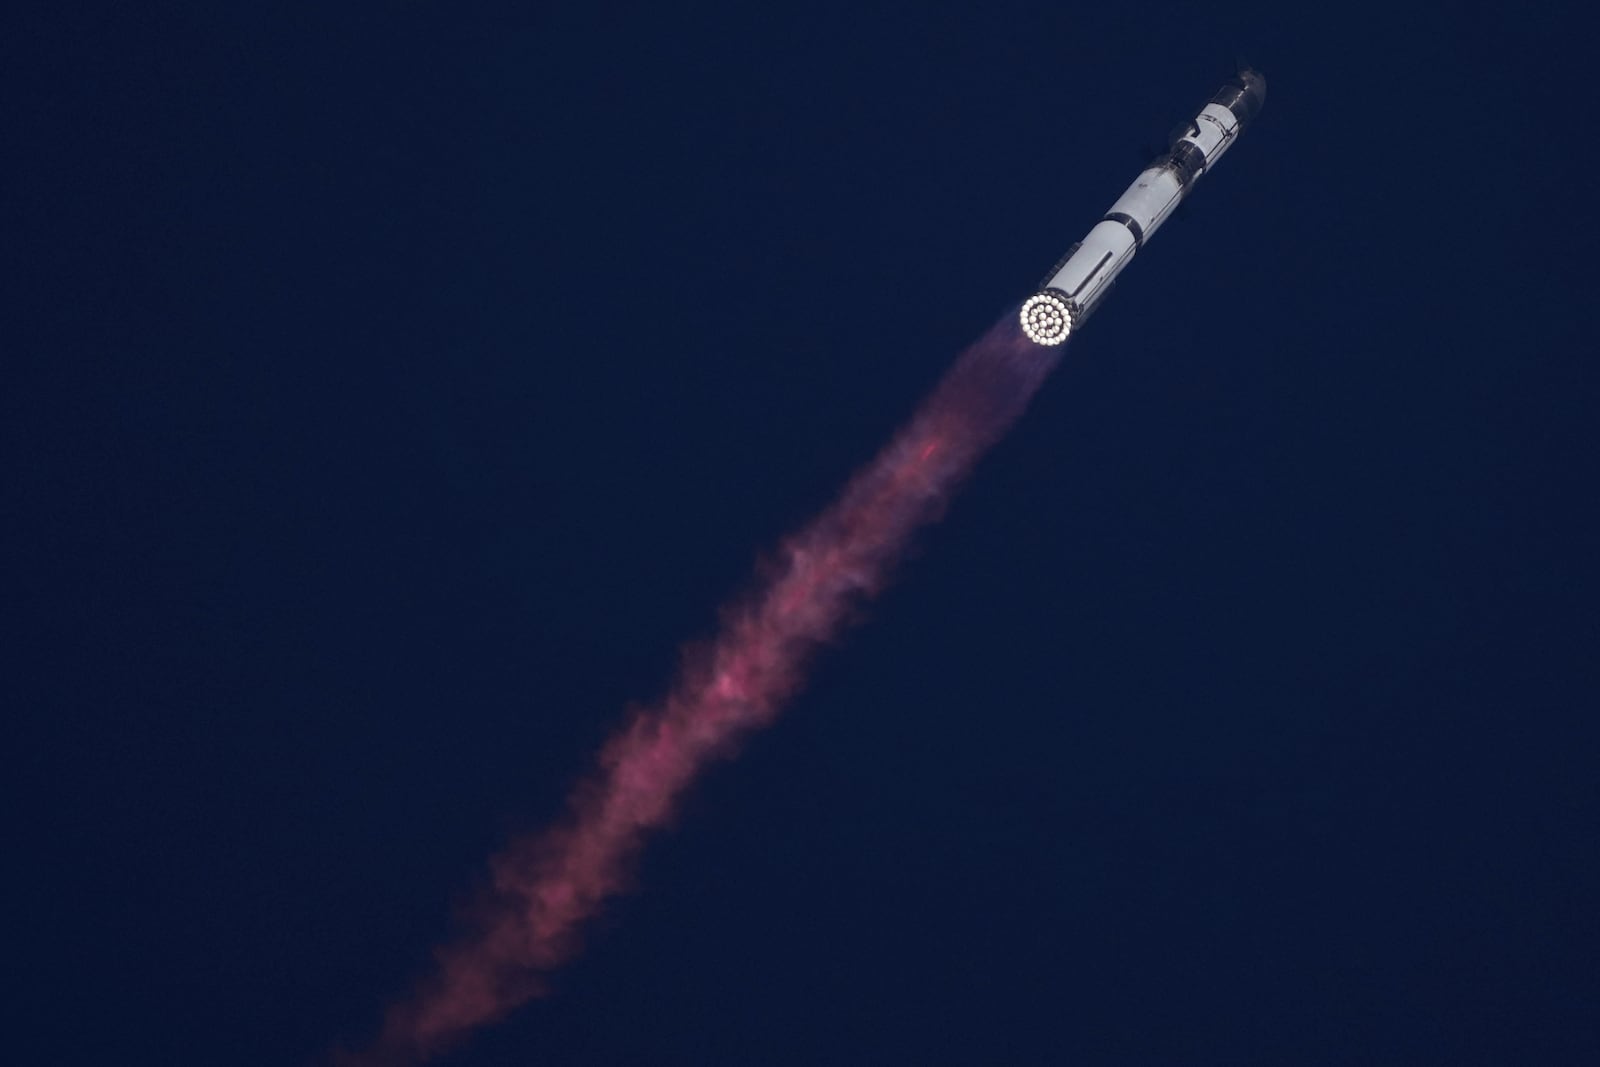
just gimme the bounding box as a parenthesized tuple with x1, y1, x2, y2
(11, 3, 1596, 1064)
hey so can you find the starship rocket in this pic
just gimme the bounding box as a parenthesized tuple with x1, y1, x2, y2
(1019, 69, 1266, 346)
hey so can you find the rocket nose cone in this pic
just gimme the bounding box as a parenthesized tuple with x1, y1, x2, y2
(1240, 69, 1266, 109)
(1218, 68, 1266, 129)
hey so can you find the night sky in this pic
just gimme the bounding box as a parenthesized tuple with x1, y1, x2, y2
(11, 4, 1597, 1065)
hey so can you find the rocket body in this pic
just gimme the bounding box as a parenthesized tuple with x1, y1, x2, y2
(1019, 71, 1265, 346)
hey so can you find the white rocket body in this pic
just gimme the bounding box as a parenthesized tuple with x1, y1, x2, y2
(1020, 71, 1265, 346)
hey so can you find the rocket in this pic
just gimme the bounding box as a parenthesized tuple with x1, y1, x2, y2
(1019, 70, 1265, 346)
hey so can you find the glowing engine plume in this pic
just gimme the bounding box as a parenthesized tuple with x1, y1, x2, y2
(340, 315, 1061, 1065)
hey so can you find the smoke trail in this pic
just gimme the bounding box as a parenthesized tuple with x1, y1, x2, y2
(339, 314, 1061, 1065)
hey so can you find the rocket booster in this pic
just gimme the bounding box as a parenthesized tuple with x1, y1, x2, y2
(1019, 70, 1265, 346)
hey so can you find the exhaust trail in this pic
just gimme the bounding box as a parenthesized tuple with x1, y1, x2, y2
(336, 68, 1265, 1067)
(339, 314, 1061, 1065)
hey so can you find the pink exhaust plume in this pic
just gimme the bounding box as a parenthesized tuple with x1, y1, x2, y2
(342, 315, 1061, 1065)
